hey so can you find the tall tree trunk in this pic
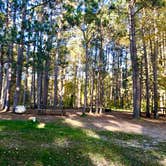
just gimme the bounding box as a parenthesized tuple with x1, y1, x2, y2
(83, 41, 88, 115)
(23, 43, 30, 106)
(37, 69, 43, 110)
(13, 2, 26, 111)
(43, 11, 53, 109)
(153, 8, 159, 119)
(32, 66, 36, 108)
(77, 61, 81, 108)
(1, 0, 10, 111)
(0, 70, 6, 109)
(129, 0, 141, 118)
(99, 40, 104, 113)
(0, 46, 3, 100)
(30, 38, 37, 108)
(142, 28, 150, 117)
(96, 71, 99, 114)
(3, 45, 12, 111)
(90, 69, 94, 113)
(73, 65, 77, 108)
(43, 55, 50, 108)
(59, 67, 65, 115)
(54, 35, 59, 109)
(13, 45, 24, 110)
(152, 43, 158, 119)
(139, 56, 143, 116)
(6, 0, 17, 111)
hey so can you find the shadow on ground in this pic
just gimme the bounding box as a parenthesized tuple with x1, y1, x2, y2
(0, 118, 165, 166)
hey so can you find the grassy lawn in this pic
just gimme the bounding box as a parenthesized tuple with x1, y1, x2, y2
(0, 119, 165, 166)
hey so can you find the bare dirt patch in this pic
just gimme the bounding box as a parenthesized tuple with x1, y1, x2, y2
(0, 110, 165, 141)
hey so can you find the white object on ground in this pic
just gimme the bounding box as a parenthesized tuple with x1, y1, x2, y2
(28, 116, 37, 122)
(31, 117, 36, 122)
(15, 105, 26, 113)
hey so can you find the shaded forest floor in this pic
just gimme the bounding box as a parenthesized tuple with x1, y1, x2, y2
(0, 109, 165, 141)
(0, 116, 166, 166)
(0, 110, 166, 166)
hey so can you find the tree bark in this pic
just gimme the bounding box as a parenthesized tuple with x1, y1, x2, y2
(83, 41, 88, 115)
(54, 33, 60, 109)
(0, 46, 3, 100)
(23, 41, 30, 106)
(139, 56, 143, 116)
(13, 2, 26, 111)
(73, 65, 77, 108)
(3, 41, 13, 111)
(98, 29, 104, 114)
(37, 70, 42, 109)
(32, 66, 36, 108)
(129, 0, 141, 118)
(142, 28, 150, 117)
(43, 55, 50, 108)
(153, 8, 159, 119)
(90, 69, 94, 113)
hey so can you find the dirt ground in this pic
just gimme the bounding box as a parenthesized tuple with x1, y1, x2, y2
(0, 110, 166, 141)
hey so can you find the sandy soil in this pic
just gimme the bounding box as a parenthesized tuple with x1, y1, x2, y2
(0, 110, 165, 141)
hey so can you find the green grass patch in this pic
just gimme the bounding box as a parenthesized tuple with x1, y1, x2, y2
(97, 130, 151, 142)
(0, 119, 165, 166)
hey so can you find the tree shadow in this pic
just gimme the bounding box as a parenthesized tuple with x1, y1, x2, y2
(0, 119, 164, 166)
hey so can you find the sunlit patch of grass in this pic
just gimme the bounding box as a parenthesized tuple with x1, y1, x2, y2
(37, 123, 45, 129)
(97, 130, 150, 142)
(0, 126, 5, 131)
(53, 138, 70, 147)
(88, 152, 109, 166)
(64, 118, 84, 127)
(33, 161, 43, 166)
(84, 130, 100, 139)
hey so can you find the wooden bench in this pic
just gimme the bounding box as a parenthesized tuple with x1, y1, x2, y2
(37, 108, 46, 115)
(37, 104, 46, 115)
(37, 109, 66, 116)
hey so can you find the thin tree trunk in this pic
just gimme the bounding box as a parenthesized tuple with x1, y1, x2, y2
(59, 67, 65, 115)
(83, 41, 88, 115)
(30, 38, 37, 108)
(90, 70, 94, 113)
(54, 46, 59, 109)
(32, 67, 36, 108)
(98, 22, 104, 114)
(152, 43, 159, 119)
(129, 0, 141, 118)
(43, 55, 50, 108)
(96, 72, 99, 114)
(1, 71, 7, 109)
(37, 71, 42, 109)
(23, 42, 30, 106)
(43, 11, 53, 109)
(73, 65, 77, 108)
(13, 45, 24, 110)
(0, 46, 3, 100)
(77, 61, 81, 108)
(3, 43, 13, 111)
(142, 28, 150, 117)
(139, 56, 143, 116)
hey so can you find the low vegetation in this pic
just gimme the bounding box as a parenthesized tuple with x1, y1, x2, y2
(0, 119, 165, 166)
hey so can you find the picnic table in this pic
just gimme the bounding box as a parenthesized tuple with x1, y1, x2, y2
(158, 107, 166, 116)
